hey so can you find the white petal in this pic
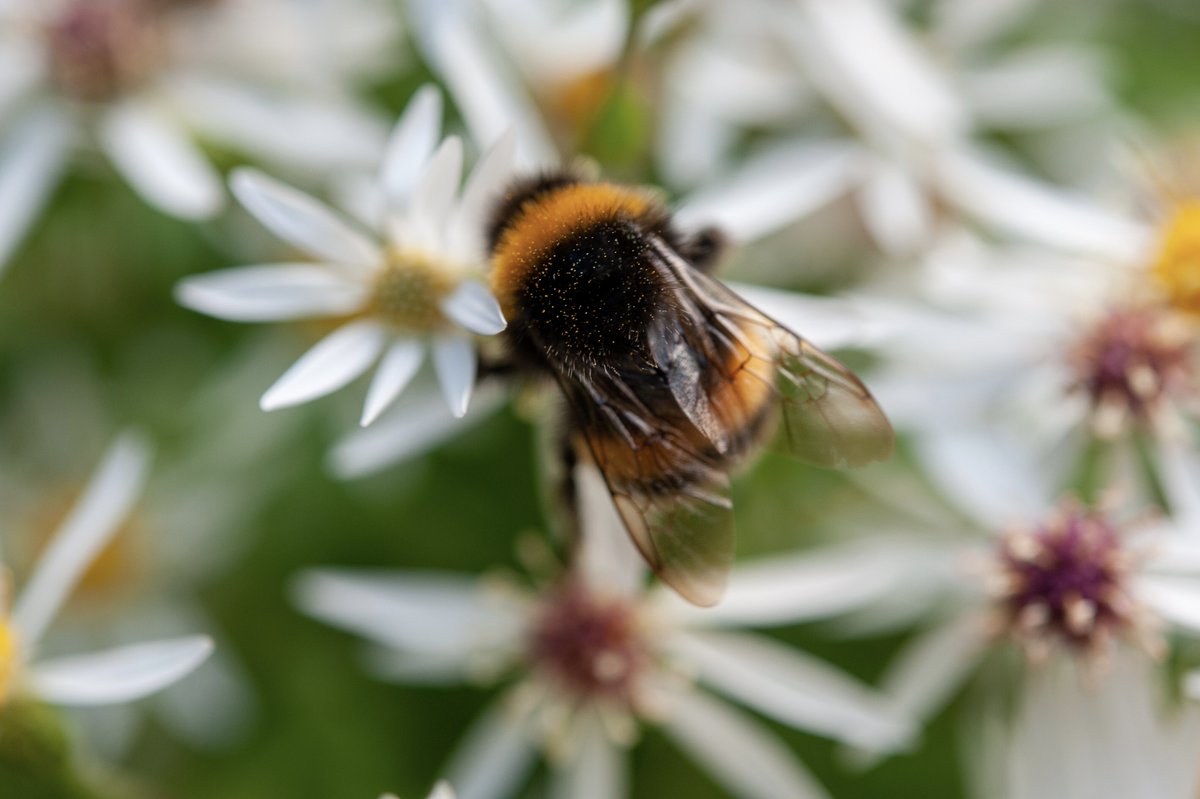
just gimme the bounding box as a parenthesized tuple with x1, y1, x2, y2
(1004, 650, 1200, 799)
(440, 280, 507, 336)
(14, 434, 151, 648)
(663, 689, 829, 799)
(381, 85, 443, 207)
(930, 0, 1039, 51)
(448, 129, 517, 261)
(672, 140, 862, 243)
(856, 158, 933, 256)
(914, 426, 1052, 531)
(445, 695, 538, 799)
(99, 101, 223, 220)
(360, 339, 425, 426)
(575, 463, 648, 597)
(877, 612, 990, 732)
(549, 712, 625, 799)
(793, 0, 966, 147)
(165, 74, 389, 173)
(293, 569, 519, 658)
(0, 107, 69, 275)
(727, 283, 882, 350)
(432, 334, 477, 418)
(260, 320, 387, 411)
(428, 782, 456, 799)
(329, 383, 505, 478)
(231, 168, 383, 266)
(962, 46, 1111, 130)
(424, 15, 557, 170)
(400, 135, 463, 248)
(174, 264, 367, 322)
(937, 148, 1152, 262)
(483, 0, 628, 81)
(1136, 575, 1200, 635)
(658, 540, 932, 629)
(30, 636, 213, 707)
(667, 630, 911, 751)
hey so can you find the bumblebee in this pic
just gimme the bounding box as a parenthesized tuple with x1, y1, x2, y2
(488, 171, 894, 606)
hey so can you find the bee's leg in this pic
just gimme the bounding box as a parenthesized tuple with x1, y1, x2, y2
(679, 226, 728, 274)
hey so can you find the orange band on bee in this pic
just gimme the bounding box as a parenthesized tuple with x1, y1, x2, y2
(490, 183, 655, 318)
(586, 330, 779, 490)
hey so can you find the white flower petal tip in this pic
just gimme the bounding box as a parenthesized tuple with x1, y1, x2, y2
(428, 781, 456, 799)
(360, 340, 425, 427)
(30, 636, 214, 707)
(382, 85, 444, 204)
(100, 103, 224, 220)
(173, 265, 367, 322)
(229, 168, 382, 266)
(259, 321, 387, 412)
(440, 280, 507, 335)
(433, 336, 477, 418)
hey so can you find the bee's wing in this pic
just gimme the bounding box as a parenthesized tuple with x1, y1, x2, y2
(651, 239, 895, 468)
(559, 371, 735, 607)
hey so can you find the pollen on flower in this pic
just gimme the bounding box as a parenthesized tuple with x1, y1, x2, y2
(1066, 305, 1196, 437)
(990, 501, 1156, 663)
(1152, 202, 1200, 316)
(46, 0, 166, 103)
(369, 250, 458, 332)
(526, 581, 650, 705)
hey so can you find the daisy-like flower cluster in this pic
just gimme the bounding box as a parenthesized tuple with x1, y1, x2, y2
(177, 87, 511, 425)
(12, 1, 1200, 798)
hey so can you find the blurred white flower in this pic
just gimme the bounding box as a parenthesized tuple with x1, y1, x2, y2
(177, 88, 515, 425)
(983, 649, 1200, 799)
(0, 339, 301, 755)
(832, 476, 1200, 760)
(864, 226, 1200, 523)
(0, 0, 400, 274)
(659, 0, 1144, 260)
(403, 0, 624, 168)
(295, 464, 912, 799)
(0, 433, 211, 716)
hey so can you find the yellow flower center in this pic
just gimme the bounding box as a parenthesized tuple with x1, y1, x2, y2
(0, 619, 18, 706)
(1152, 202, 1200, 316)
(369, 250, 458, 333)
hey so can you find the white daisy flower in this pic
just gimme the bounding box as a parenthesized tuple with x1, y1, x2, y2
(0, 433, 212, 716)
(176, 88, 515, 425)
(0, 340, 300, 755)
(862, 219, 1200, 525)
(0, 0, 400, 275)
(661, 0, 1145, 260)
(827, 462, 1200, 761)
(295, 464, 913, 799)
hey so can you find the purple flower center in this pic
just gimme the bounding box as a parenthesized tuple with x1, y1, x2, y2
(995, 504, 1136, 655)
(1067, 307, 1195, 434)
(47, 0, 165, 103)
(526, 582, 647, 703)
